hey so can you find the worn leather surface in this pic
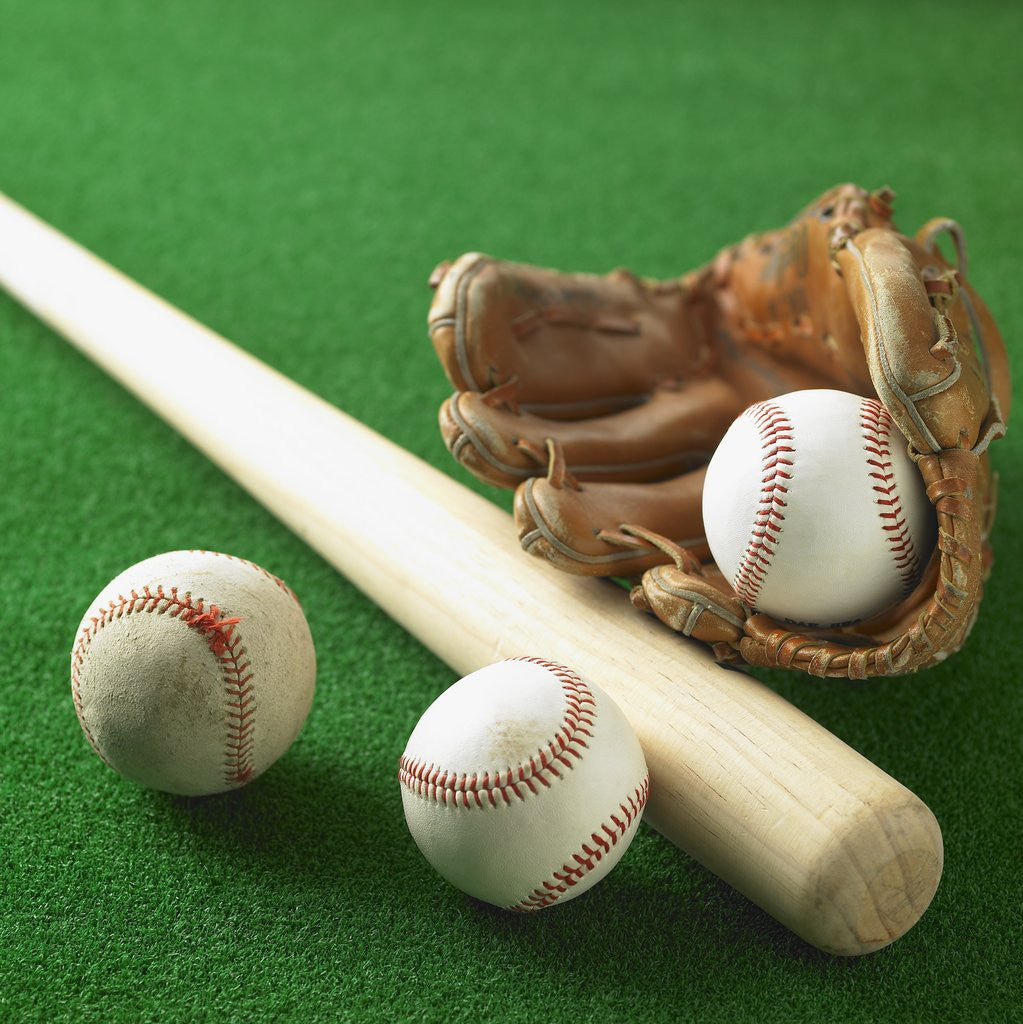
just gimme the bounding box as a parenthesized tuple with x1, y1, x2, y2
(428, 185, 1011, 677)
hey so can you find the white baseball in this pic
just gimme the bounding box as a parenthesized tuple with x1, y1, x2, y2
(399, 658, 649, 911)
(702, 389, 937, 628)
(71, 550, 316, 796)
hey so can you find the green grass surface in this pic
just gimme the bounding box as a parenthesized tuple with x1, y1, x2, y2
(1, 1, 1021, 1021)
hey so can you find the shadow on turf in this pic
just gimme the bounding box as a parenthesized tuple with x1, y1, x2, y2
(138, 761, 886, 971)
(137, 751, 412, 887)
(463, 835, 855, 972)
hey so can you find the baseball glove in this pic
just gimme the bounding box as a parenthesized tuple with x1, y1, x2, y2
(427, 184, 1011, 678)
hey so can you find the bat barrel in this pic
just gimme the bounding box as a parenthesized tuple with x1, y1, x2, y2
(0, 191, 942, 955)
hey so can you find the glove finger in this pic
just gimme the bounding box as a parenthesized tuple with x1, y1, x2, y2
(513, 468, 709, 578)
(428, 253, 701, 414)
(440, 377, 745, 489)
(837, 227, 1009, 453)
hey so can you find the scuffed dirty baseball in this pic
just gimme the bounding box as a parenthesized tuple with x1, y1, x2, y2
(70, 550, 316, 796)
(399, 657, 649, 911)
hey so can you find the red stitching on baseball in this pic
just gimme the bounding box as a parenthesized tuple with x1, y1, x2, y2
(732, 401, 793, 608)
(508, 776, 650, 911)
(397, 655, 598, 806)
(859, 399, 921, 591)
(397, 657, 596, 806)
(70, 583, 256, 786)
(189, 550, 301, 606)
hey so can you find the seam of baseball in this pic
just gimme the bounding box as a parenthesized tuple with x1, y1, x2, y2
(731, 401, 794, 608)
(397, 657, 596, 808)
(71, 585, 256, 787)
(188, 550, 301, 606)
(859, 399, 921, 592)
(508, 776, 650, 912)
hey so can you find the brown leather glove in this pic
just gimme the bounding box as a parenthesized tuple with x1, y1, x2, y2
(427, 184, 1011, 678)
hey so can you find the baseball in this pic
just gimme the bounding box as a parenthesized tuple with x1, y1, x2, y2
(399, 657, 649, 911)
(70, 550, 316, 796)
(702, 388, 937, 627)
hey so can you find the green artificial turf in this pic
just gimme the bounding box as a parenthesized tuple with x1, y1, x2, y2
(1, 1, 1021, 1021)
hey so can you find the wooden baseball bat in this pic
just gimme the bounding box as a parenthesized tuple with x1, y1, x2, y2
(0, 191, 942, 955)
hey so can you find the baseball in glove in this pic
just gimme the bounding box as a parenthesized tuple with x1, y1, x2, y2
(426, 184, 1011, 678)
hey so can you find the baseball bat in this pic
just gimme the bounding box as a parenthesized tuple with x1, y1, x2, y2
(0, 191, 942, 955)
